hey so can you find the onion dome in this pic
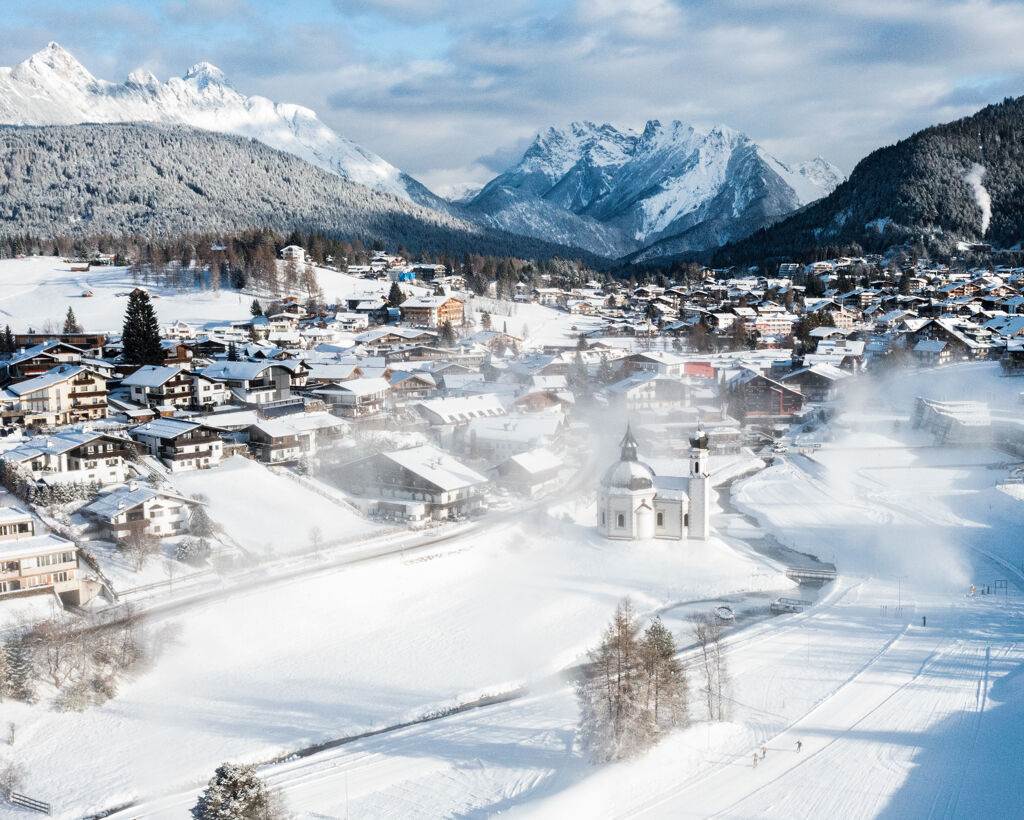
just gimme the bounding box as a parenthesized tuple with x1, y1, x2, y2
(601, 458, 656, 491)
(689, 427, 709, 450)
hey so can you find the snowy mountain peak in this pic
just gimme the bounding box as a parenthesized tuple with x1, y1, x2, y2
(126, 69, 160, 89)
(468, 116, 846, 258)
(0, 43, 435, 205)
(12, 42, 95, 87)
(182, 61, 229, 88)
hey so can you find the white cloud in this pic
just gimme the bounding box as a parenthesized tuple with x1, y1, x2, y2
(7, 0, 1024, 194)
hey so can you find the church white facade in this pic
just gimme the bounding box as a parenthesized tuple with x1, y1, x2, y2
(596, 426, 710, 541)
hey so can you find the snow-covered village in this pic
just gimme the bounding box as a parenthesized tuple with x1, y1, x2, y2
(0, 7, 1024, 819)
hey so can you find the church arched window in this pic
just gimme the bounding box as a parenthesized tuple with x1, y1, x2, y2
(657, 512, 664, 527)
(601, 512, 606, 526)
(617, 514, 624, 528)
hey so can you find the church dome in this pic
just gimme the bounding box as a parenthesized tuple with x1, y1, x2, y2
(689, 428, 709, 450)
(601, 459, 656, 491)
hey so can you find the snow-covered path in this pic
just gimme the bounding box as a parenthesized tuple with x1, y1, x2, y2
(626, 574, 1024, 819)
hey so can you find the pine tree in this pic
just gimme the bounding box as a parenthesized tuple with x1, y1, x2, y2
(227, 342, 239, 361)
(0, 325, 13, 355)
(481, 311, 492, 331)
(189, 497, 215, 538)
(63, 306, 82, 334)
(1, 636, 37, 703)
(438, 320, 456, 348)
(640, 617, 688, 733)
(387, 281, 406, 307)
(121, 290, 163, 366)
(192, 763, 285, 820)
(250, 299, 263, 317)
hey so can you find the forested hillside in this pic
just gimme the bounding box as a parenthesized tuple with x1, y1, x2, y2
(0, 123, 603, 263)
(714, 96, 1024, 266)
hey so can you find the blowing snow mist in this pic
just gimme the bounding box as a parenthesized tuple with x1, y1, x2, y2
(964, 163, 992, 235)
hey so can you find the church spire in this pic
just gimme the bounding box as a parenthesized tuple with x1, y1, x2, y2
(620, 425, 639, 462)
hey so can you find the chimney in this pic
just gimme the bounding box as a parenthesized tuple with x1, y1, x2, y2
(128, 480, 137, 492)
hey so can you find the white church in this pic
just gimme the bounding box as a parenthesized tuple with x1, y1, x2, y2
(597, 426, 710, 541)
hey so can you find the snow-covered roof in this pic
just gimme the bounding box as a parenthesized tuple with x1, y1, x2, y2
(382, 444, 487, 491)
(251, 411, 346, 438)
(130, 418, 202, 439)
(2, 430, 129, 461)
(307, 363, 362, 381)
(0, 532, 75, 562)
(321, 377, 390, 396)
(6, 364, 97, 395)
(402, 295, 462, 308)
(783, 363, 851, 383)
(355, 327, 435, 343)
(200, 359, 304, 381)
(416, 394, 506, 424)
(8, 339, 86, 365)
(120, 365, 184, 388)
(84, 485, 197, 520)
(506, 447, 561, 475)
(468, 413, 562, 442)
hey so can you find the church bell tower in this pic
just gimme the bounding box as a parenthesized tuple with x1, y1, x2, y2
(688, 427, 710, 540)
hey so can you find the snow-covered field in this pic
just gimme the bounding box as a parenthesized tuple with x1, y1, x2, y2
(0, 494, 787, 819)
(0, 257, 427, 333)
(170, 456, 382, 557)
(0, 256, 605, 350)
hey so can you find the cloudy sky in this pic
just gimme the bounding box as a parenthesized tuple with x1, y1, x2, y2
(2, 0, 1024, 195)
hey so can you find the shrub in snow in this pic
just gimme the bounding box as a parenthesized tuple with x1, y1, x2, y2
(2, 609, 152, 709)
(176, 537, 211, 566)
(0, 759, 25, 801)
(192, 763, 288, 820)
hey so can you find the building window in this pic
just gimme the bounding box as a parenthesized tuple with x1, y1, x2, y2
(601, 512, 606, 526)
(657, 512, 664, 527)
(684, 514, 689, 527)
(616, 514, 624, 528)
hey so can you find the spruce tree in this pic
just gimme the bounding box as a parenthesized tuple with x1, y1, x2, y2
(227, 342, 239, 361)
(121, 290, 163, 366)
(250, 299, 264, 317)
(192, 763, 284, 820)
(387, 281, 405, 307)
(438, 320, 456, 347)
(640, 617, 688, 733)
(63, 306, 82, 334)
(0, 325, 13, 355)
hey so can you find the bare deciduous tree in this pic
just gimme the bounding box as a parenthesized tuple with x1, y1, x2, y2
(690, 612, 728, 721)
(120, 531, 160, 571)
